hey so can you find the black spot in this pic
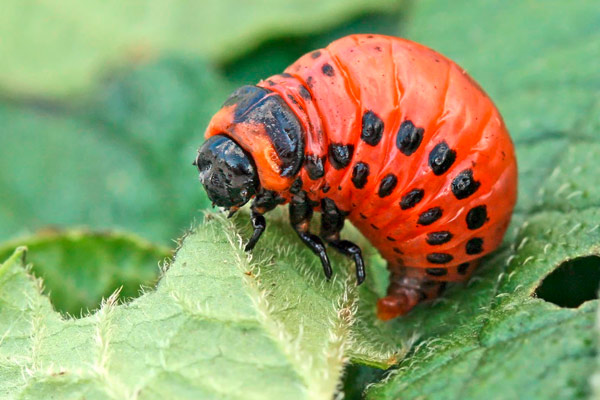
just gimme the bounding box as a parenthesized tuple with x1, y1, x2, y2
(386, 236, 396, 242)
(311, 51, 321, 59)
(535, 256, 600, 308)
(351, 162, 369, 189)
(371, 224, 379, 230)
(290, 177, 303, 194)
(426, 267, 448, 276)
(361, 111, 384, 146)
(400, 188, 424, 210)
(329, 144, 354, 169)
(266, 80, 276, 86)
(428, 141, 456, 175)
(306, 76, 314, 88)
(452, 169, 481, 199)
(378, 174, 398, 197)
(396, 120, 424, 156)
(338, 186, 342, 191)
(280, 72, 293, 78)
(393, 247, 403, 254)
(374, 46, 382, 52)
(426, 231, 453, 245)
(287, 94, 299, 105)
(305, 154, 325, 179)
(427, 253, 453, 264)
(299, 86, 312, 100)
(457, 262, 469, 275)
(466, 238, 484, 255)
(418, 207, 443, 225)
(467, 205, 488, 230)
(321, 183, 330, 193)
(322, 63, 335, 76)
(359, 213, 367, 219)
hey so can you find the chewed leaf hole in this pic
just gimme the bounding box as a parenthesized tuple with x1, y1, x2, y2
(535, 256, 600, 308)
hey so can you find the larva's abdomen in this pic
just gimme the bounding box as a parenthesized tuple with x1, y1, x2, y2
(258, 34, 517, 282)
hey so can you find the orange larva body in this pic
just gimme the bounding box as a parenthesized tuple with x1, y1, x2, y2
(204, 34, 517, 319)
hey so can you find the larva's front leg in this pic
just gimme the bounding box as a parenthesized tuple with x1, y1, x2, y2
(245, 190, 284, 252)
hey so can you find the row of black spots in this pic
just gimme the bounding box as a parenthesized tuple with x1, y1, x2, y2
(426, 253, 453, 265)
(425, 267, 448, 277)
(457, 262, 470, 275)
(466, 205, 488, 230)
(466, 238, 484, 255)
(400, 188, 424, 210)
(418, 207, 443, 226)
(305, 154, 325, 179)
(361, 110, 384, 146)
(329, 143, 354, 169)
(429, 141, 456, 175)
(322, 63, 335, 77)
(426, 262, 471, 277)
(352, 162, 369, 189)
(298, 86, 312, 101)
(396, 120, 424, 156)
(425, 262, 469, 277)
(426, 231, 453, 245)
(452, 169, 480, 199)
(378, 174, 398, 198)
(305, 143, 355, 181)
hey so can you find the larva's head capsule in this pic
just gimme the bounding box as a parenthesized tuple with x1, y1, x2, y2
(199, 85, 305, 195)
(194, 134, 259, 208)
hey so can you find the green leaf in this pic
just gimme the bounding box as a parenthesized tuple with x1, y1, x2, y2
(0, 212, 399, 399)
(0, 230, 170, 316)
(0, 0, 399, 98)
(364, 0, 600, 398)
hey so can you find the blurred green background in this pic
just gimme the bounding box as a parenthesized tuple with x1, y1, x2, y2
(1, 1, 600, 398)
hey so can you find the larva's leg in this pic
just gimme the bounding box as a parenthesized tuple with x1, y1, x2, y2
(245, 210, 266, 251)
(376, 267, 446, 320)
(289, 191, 332, 279)
(320, 199, 366, 284)
(244, 190, 284, 252)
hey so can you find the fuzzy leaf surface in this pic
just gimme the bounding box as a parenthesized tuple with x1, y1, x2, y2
(0, 213, 387, 399)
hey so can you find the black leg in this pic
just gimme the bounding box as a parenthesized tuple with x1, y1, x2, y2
(243, 189, 285, 252)
(289, 192, 332, 280)
(245, 210, 266, 251)
(320, 198, 366, 285)
(327, 240, 365, 284)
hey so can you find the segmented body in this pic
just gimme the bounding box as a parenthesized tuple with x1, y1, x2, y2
(256, 35, 516, 280)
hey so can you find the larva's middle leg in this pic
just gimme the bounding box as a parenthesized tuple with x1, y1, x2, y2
(320, 198, 366, 284)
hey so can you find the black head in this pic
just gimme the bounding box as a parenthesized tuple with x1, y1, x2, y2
(194, 135, 259, 208)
